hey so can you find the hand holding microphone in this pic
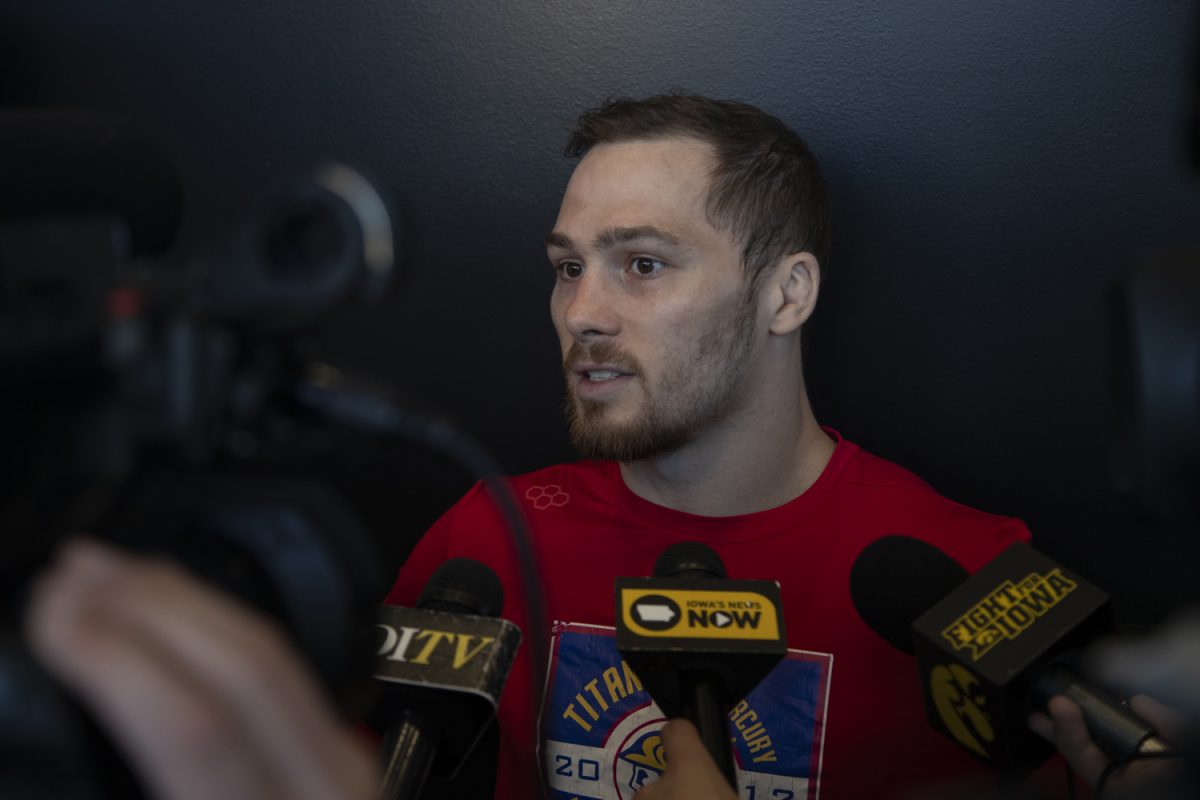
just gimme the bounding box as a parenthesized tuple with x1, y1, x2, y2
(1032, 608, 1200, 794)
(632, 720, 739, 800)
(1029, 691, 1184, 792)
(851, 536, 1178, 789)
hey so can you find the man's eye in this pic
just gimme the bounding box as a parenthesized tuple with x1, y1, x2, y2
(557, 261, 584, 280)
(630, 257, 665, 277)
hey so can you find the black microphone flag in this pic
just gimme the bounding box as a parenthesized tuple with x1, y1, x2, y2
(614, 542, 787, 788)
(374, 604, 520, 707)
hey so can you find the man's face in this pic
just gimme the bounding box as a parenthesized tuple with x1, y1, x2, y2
(547, 136, 761, 462)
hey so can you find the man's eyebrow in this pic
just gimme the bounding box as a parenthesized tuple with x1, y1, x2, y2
(593, 226, 681, 250)
(544, 226, 683, 251)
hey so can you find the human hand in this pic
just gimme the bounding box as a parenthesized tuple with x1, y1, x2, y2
(633, 719, 739, 800)
(25, 539, 378, 800)
(1029, 693, 1184, 792)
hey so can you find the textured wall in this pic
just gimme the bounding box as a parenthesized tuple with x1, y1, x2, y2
(2, 1, 1198, 624)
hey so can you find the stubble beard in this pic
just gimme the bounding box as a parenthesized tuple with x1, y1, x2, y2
(563, 292, 758, 463)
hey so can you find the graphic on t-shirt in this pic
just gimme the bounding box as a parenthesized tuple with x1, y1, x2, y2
(540, 622, 832, 800)
(526, 484, 571, 510)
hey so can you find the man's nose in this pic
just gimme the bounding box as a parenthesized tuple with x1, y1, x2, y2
(563, 270, 620, 340)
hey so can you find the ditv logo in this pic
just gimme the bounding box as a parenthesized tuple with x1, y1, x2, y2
(376, 623, 496, 669)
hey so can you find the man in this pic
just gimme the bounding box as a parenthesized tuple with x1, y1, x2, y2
(388, 93, 1032, 799)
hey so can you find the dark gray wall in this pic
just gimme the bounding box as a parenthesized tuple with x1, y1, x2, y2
(3, 1, 1198, 625)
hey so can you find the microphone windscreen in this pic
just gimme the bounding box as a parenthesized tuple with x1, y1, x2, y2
(417, 557, 504, 617)
(654, 541, 727, 579)
(850, 535, 968, 654)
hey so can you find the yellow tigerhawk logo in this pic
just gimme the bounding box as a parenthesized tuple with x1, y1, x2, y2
(941, 569, 1077, 660)
(930, 664, 995, 758)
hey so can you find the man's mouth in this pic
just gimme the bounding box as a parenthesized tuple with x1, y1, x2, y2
(575, 365, 634, 380)
(584, 370, 624, 382)
(571, 364, 636, 394)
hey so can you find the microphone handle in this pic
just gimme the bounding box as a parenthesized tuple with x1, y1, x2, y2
(679, 669, 737, 789)
(1037, 666, 1168, 758)
(380, 709, 437, 800)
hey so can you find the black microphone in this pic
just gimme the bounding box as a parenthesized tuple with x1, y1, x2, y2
(851, 536, 1168, 772)
(615, 542, 787, 789)
(371, 559, 520, 800)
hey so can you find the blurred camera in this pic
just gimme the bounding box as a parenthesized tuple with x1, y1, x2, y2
(0, 109, 401, 798)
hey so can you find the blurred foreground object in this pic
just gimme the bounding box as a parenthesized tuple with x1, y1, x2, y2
(0, 109, 402, 798)
(1110, 247, 1200, 529)
(25, 540, 379, 800)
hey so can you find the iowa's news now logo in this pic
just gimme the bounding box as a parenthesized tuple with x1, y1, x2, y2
(619, 586, 782, 641)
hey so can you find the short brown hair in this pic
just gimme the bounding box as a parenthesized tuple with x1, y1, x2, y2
(565, 92, 830, 283)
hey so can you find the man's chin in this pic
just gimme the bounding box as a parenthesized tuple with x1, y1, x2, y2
(567, 419, 694, 463)
(570, 435, 652, 463)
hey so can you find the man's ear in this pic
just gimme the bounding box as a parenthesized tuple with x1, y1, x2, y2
(768, 252, 820, 335)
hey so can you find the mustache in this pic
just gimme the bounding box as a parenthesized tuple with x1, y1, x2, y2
(563, 341, 640, 374)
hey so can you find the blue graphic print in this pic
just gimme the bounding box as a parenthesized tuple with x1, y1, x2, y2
(539, 623, 832, 800)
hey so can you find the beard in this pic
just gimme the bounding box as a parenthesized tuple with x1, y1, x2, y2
(563, 291, 758, 462)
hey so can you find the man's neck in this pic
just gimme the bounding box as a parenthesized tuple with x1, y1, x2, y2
(617, 394, 835, 517)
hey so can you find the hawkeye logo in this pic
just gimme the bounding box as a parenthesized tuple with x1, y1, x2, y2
(941, 569, 1078, 660)
(621, 588, 779, 640)
(930, 663, 995, 758)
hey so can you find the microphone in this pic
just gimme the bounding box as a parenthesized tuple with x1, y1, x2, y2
(614, 542, 787, 789)
(371, 559, 520, 799)
(851, 536, 1168, 771)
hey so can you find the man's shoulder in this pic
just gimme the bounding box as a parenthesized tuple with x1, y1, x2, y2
(835, 438, 1031, 565)
(840, 441, 1000, 514)
(840, 442, 947, 495)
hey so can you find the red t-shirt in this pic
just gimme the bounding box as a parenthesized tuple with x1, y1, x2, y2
(387, 430, 1032, 799)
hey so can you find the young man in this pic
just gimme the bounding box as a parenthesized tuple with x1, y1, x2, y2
(388, 94, 1030, 799)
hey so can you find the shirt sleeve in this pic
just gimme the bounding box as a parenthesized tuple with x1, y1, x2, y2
(958, 513, 1034, 574)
